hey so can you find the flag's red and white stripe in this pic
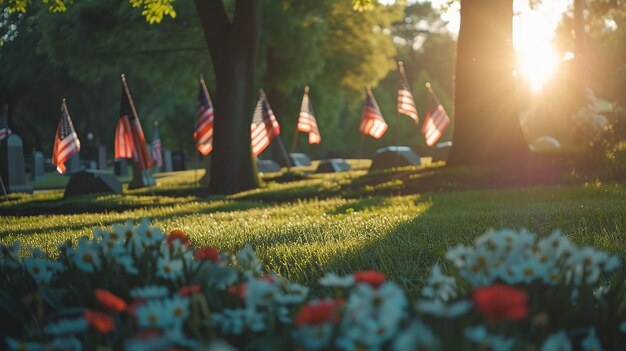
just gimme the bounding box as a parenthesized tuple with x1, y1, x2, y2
(421, 88, 450, 147)
(52, 101, 80, 174)
(251, 93, 280, 157)
(194, 79, 214, 156)
(114, 76, 152, 171)
(359, 89, 388, 139)
(297, 89, 321, 144)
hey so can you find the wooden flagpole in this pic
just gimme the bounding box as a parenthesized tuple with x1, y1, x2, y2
(121, 74, 154, 195)
(394, 62, 405, 167)
(260, 89, 292, 171)
(291, 86, 308, 153)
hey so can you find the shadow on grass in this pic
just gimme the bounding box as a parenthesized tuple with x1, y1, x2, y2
(0, 199, 270, 238)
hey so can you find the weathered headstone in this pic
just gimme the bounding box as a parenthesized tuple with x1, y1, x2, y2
(97, 145, 107, 170)
(315, 159, 351, 173)
(30, 151, 45, 182)
(369, 146, 420, 170)
(172, 151, 186, 171)
(64, 170, 122, 198)
(256, 159, 281, 173)
(6, 134, 33, 193)
(277, 153, 312, 167)
(66, 153, 83, 175)
(114, 159, 128, 177)
(162, 149, 173, 173)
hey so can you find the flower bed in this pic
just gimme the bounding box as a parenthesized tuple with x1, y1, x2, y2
(1, 221, 625, 350)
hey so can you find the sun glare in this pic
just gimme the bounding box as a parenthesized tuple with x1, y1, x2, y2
(513, 1, 570, 92)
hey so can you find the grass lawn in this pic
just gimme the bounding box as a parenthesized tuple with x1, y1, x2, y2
(2, 162, 625, 293)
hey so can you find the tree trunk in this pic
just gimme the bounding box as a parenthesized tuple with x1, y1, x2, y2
(195, 0, 260, 194)
(447, 0, 529, 166)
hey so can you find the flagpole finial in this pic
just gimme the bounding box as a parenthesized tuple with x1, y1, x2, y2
(304, 86, 309, 94)
(121, 73, 126, 81)
(259, 89, 266, 97)
(425, 82, 432, 89)
(398, 61, 404, 68)
(62, 98, 66, 103)
(200, 73, 204, 81)
(154, 120, 159, 127)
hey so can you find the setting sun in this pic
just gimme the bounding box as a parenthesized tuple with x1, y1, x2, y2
(513, 1, 569, 91)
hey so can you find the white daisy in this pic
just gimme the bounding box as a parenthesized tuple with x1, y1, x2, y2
(130, 285, 169, 300)
(156, 257, 183, 281)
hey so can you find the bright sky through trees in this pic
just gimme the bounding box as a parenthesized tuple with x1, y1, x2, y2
(384, 0, 571, 91)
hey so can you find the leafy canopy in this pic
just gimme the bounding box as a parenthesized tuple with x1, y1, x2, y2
(1, 0, 177, 23)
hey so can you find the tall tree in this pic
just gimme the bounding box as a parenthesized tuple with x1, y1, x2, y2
(447, 0, 529, 166)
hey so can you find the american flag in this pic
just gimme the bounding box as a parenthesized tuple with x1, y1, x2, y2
(151, 122, 163, 168)
(0, 104, 11, 141)
(359, 88, 388, 139)
(397, 62, 419, 122)
(251, 91, 280, 157)
(52, 100, 81, 174)
(421, 84, 451, 147)
(114, 75, 152, 170)
(193, 77, 214, 156)
(296, 87, 321, 144)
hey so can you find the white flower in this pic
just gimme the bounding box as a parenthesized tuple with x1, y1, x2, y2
(465, 326, 514, 351)
(538, 230, 573, 260)
(212, 309, 245, 335)
(421, 263, 457, 302)
(444, 244, 471, 268)
(235, 245, 263, 278)
(295, 324, 334, 350)
(110, 248, 139, 275)
(130, 285, 169, 300)
(340, 282, 407, 348)
(510, 256, 548, 284)
(5, 337, 46, 351)
(541, 330, 572, 351)
(23, 258, 62, 285)
(94, 227, 123, 254)
(69, 238, 101, 272)
(392, 320, 438, 351)
(319, 272, 354, 288)
(49, 336, 82, 351)
(581, 328, 604, 351)
(164, 295, 190, 326)
(417, 300, 473, 318)
(134, 299, 170, 328)
(244, 278, 280, 309)
(464, 325, 489, 343)
(43, 317, 88, 335)
(156, 257, 183, 281)
(133, 219, 165, 250)
(275, 282, 309, 305)
(205, 340, 238, 351)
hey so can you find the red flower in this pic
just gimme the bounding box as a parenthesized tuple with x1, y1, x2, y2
(179, 285, 202, 297)
(354, 270, 387, 288)
(95, 289, 127, 312)
(295, 299, 345, 326)
(84, 309, 114, 333)
(195, 246, 220, 262)
(473, 284, 529, 321)
(167, 230, 191, 248)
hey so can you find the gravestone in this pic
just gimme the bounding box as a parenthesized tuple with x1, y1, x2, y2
(162, 149, 173, 173)
(432, 141, 453, 162)
(114, 159, 128, 177)
(257, 159, 281, 173)
(97, 145, 107, 170)
(172, 151, 185, 171)
(315, 159, 351, 173)
(30, 151, 45, 182)
(66, 153, 83, 175)
(64, 170, 122, 198)
(6, 134, 33, 193)
(369, 146, 420, 171)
